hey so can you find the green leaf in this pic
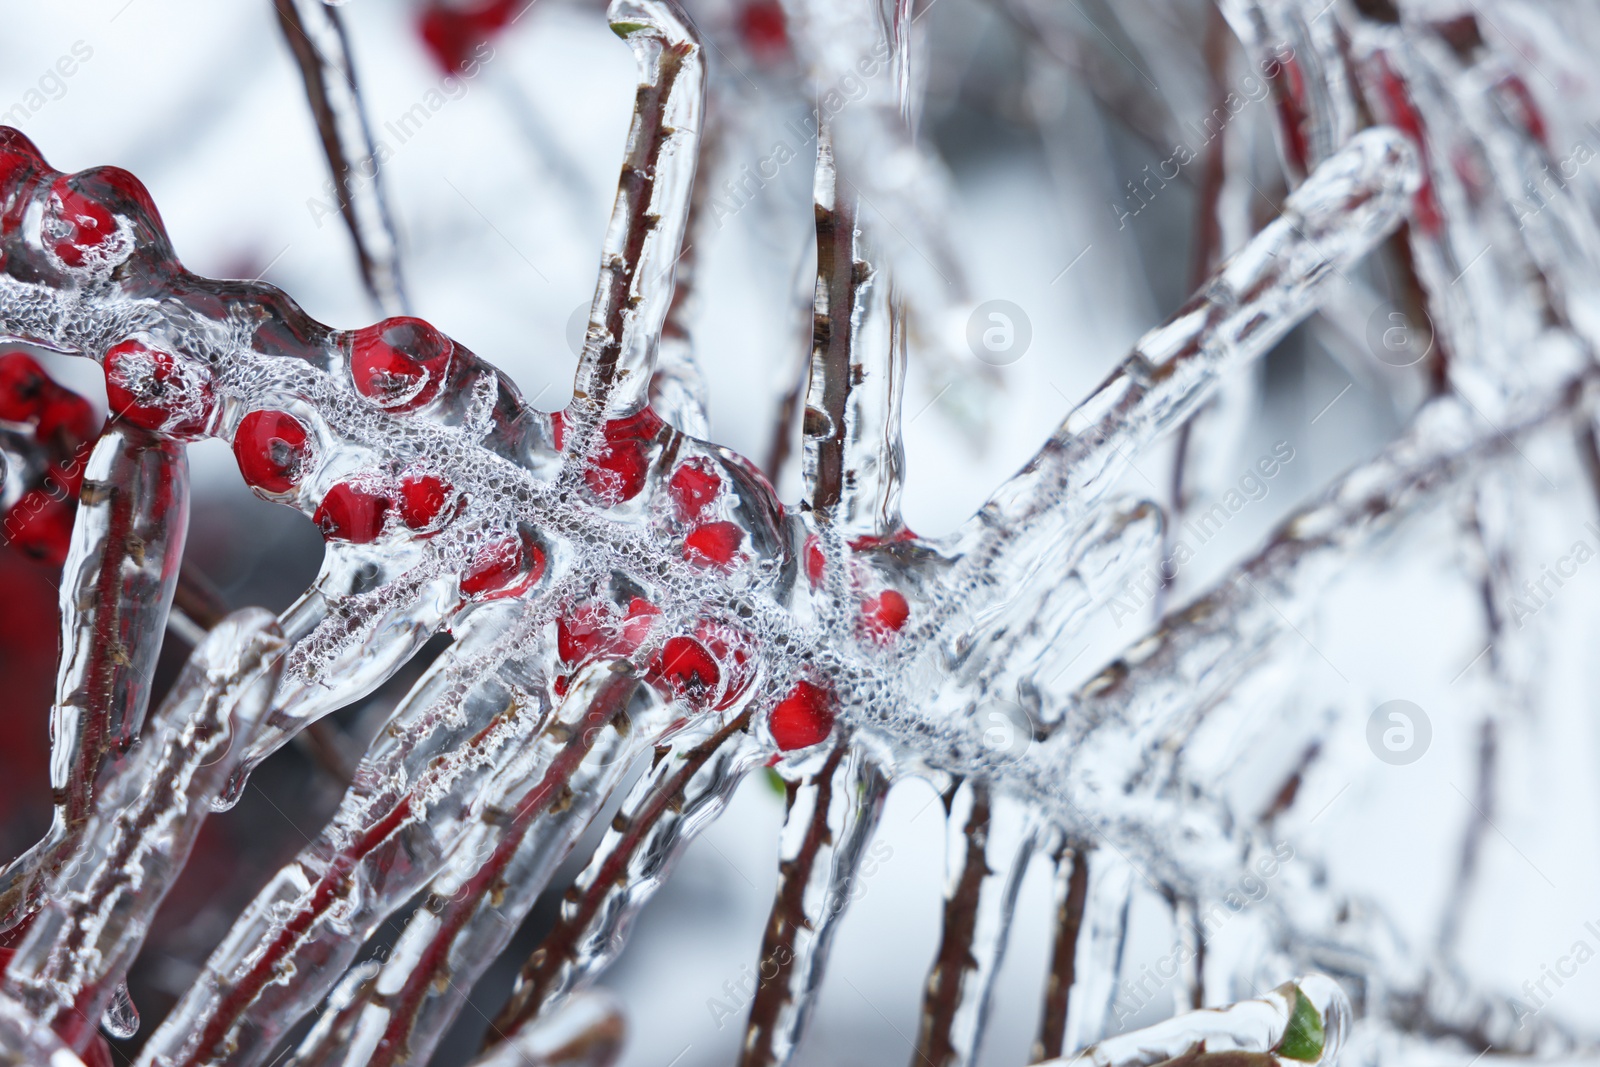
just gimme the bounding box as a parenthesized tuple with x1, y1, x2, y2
(764, 767, 788, 797)
(1274, 987, 1325, 1063)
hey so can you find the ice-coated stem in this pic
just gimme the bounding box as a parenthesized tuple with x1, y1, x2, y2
(1037, 976, 1351, 1067)
(1217, 0, 1360, 181)
(801, 127, 907, 537)
(470, 990, 625, 1067)
(2, 610, 284, 1052)
(136, 609, 561, 1067)
(492, 710, 759, 1043)
(739, 742, 888, 1067)
(952, 127, 1419, 627)
(1046, 846, 1135, 1056)
(288, 669, 643, 1067)
(1048, 389, 1583, 803)
(570, 0, 703, 422)
(0, 427, 188, 933)
(0, 993, 91, 1066)
(912, 785, 1036, 1067)
(274, 0, 409, 315)
(651, 80, 723, 438)
(1034, 841, 1091, 1063)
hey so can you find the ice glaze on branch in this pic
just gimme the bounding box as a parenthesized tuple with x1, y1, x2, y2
(0, 69, 1423, 1067)
(0, 427, 187, 933)
(275, 0, 410, 316)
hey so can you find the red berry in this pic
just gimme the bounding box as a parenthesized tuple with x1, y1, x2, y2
(557, 407, 665, 506)
(558, 596, 660, 665)
(557, 602, 610, 664)
(769, 681, 835, 751)
(669, 461, 721, 520)
(739, 0, 788, 58)
(398, 472, 456, 531)
(621, 596, 662, 647)
(861, 589, 910, 640)
(585, 440, 649, 505)
(313, 482, 392, 543)
(46, 178, 117, 268)
(5, 490, 76, 566)
(461, 532, 546, 600)
(0, 353, 47, 422)
(103, 340, 212, 437)
(35, 391, 98, 449)
(684, 521, 743, 568)
(418, 0, 516, 73)
(0, 128, 41, 186)
(696, 620, 755, 709)
(803, 534, 824, 587)
(649, 636, 721, 707)
(349, 317, 454, 411)
(233, 410, 311, 494)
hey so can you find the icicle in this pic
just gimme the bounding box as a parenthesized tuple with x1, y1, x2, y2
(777, 0, 970, 323)
(492, 712, 760, 1042)
(100, 981, 139, 1041)
(224, 573, 461, 809)
(912, 784, 1037, 1067)
(135, 614, 561, 1067)
(1037, 976, 1351, 1067)
(570, 0, 704, 422)
(957, 497, 1164, 715)
(1050, 388, 1582, 808)
(1217, 0, 1360, 181)
(956, 128, 1419, 612)
(0, 992, 91, 1066)
(1034, 840, 1089, 1062)
(2, 609, 283, 1053)
(469, 990, 624, 1067)
(274, 0, 409, 315)
(800, 126, 907, 539)
(651, 80, 724, 439)
(0, 427, 188, 933)
(1057, 848, 1135, 1055)
(739, 742, 888, 1067)
(286, 669, 647, 1067)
